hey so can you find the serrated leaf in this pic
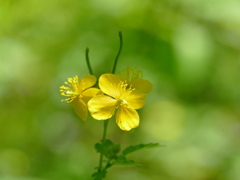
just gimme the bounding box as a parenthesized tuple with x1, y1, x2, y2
(95, 143, 102, 153)
(114, 155, 142, 166)
(122, 143, 163, 156)
(103, 139, 114, 147)
(94, 139, 121, 159)
(92, 169, 107, 180)
(94, 139, 113, 154)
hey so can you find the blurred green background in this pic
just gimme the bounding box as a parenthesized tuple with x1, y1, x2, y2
(1, 0, 240, 179)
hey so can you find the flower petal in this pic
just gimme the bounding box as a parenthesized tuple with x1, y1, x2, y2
(116, 104, 139, 131)
(71, 98, 88, 121)
(78, 74, 97, 93)
(88, 95, 118, 120)
(81, 88, 101, 104)
(99, 74, 122, 98)
(124, 91, 146, 109)
(131, 79, 153, 94)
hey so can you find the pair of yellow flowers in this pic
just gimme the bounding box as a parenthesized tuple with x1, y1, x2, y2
(60, 67, 152, 131)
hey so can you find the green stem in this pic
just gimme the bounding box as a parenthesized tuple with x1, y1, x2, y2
(111, 31, 123, 74)
(98, 119, 109, 172)
(85, 47, 94, 75)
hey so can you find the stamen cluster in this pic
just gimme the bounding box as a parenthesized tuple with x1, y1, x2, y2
(60, 76, 79, 103)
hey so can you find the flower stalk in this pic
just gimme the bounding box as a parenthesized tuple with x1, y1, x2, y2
(112, 31, 123, 74)
(97, 31, 123, 173)
(85, 47, 94, 75)
(98, 119, 109, 172)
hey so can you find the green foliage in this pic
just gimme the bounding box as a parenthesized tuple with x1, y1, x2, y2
(92, 169, 107, 180)
(122, 143, 163, 156)
(114, 155, 141, 166)
(95, 139, 121, 160)
(92, 139, 162, 179)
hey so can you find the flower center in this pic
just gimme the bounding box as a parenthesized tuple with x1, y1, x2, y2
(60, 76, 80, 103)
(116, 81, 135, 106)
(120, 98, 128, 105)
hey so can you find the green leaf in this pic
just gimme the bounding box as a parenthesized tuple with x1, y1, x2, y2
(95, 143, 102, 154)
(114, 155, 142, 166)
(94, 139, 113, 154)
(122, 143, 163, 156)
(92, 169, 107, 180)
(94, 139, 121, 160)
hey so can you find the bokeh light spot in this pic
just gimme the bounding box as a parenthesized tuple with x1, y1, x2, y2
(142, 100, 186, 141)
(0, 149, 29, 176)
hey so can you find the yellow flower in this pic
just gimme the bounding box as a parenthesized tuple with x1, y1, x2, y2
(88, 69, 152, 131)
(60, 75, 100, 121)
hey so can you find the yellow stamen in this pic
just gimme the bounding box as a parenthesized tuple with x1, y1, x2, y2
(60, 75, 80, 103)
(116, 81, 135, 105)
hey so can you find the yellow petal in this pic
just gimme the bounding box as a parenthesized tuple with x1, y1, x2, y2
(88, 95, 118, 120)
(71, 98, 88, 121)
(116, 104, 139, 131)
(124, 91, 146, 109)
(78, 74, 97, 93)
(131, 79, 153, 94)
(81, 88, 101, 104)
(99, 74, 122, 98)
